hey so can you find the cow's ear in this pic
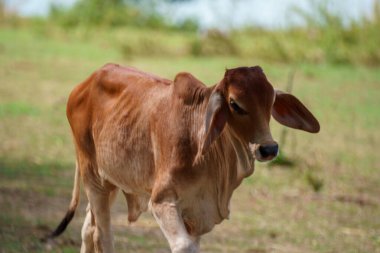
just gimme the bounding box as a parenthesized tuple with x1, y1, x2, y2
(272, 90, 320, 133)
(200, 91, 229, 154)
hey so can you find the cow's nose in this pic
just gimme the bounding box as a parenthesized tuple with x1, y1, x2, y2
(258, 143, 279, 159)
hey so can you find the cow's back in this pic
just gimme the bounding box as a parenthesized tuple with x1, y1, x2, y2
(67, 63, 172, 193)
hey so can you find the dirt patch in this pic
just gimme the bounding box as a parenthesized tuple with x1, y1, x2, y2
(334, 194, 378, 207)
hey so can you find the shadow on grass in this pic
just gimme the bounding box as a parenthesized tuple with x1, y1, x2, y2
(0, 157, 81, 253)
(0, 157, 73, 179)
(0, 157, 167, 253)
(268, 153, 297, 168)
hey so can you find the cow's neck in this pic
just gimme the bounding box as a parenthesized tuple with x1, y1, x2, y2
(193, 86, 255, 220)
(198, 84, 255, 184)
(223, 126, 255, 183)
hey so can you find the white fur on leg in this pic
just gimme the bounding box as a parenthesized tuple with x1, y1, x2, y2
(81, 204, 95, 253)
(151, 202, 199, 253)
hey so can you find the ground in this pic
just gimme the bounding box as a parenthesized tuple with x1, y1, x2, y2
(0, 28, 379, 253)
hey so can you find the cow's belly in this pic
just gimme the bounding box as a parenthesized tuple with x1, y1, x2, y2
(94, 121, 155, 194)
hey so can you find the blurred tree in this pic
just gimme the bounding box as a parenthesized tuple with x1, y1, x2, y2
(50, 0, 136, 27)
(49, 0, 198, 30)
(0, 0, 4, 21)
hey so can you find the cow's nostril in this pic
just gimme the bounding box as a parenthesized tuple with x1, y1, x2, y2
(258, 144, 279, 158)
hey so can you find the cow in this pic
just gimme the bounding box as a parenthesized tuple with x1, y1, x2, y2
(47, 63, 320, 253)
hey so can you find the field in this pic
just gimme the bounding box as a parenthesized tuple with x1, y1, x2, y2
(0, 27, 380, 253)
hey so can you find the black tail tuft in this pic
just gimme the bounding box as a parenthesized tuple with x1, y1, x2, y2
(42, 209, 75, 242)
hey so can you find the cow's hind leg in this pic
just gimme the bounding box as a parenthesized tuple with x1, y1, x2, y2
(80, 204, 94, 253)
(81, 178, 117, 253)
(81, 189, 118, 253)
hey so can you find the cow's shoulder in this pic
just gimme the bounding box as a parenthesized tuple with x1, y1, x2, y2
(172, 72, 208, 104)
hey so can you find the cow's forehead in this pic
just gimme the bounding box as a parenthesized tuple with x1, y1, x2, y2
(225, 66, 272, 94)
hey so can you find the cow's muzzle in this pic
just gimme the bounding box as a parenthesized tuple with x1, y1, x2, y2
(250, 142, 279, 162)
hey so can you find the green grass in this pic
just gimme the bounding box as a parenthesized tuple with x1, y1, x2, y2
(0, 102, 40, 118)
(0, 27, 379, 253)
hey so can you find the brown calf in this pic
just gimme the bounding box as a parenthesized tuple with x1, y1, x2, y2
(48, 64, 319, 253)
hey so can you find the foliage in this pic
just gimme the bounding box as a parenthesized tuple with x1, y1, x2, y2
(190, 29, 239, 56)
(1, 0, 380, 65)
(48, 0, 198, 31)
(50, 0, 150, 28)
(289, 0, 380, 65)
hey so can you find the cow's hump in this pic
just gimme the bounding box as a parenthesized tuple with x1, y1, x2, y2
(173, 72, 209, 105)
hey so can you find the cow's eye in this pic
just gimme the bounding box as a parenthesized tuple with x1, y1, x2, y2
(229, 99, 248, 115)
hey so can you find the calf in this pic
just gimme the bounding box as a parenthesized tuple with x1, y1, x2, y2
(49, 64, 319, 253)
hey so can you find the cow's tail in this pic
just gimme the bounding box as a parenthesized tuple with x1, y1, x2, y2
(44, 161, 81, 240)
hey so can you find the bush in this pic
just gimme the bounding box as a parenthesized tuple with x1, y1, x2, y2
(190, 30, 239, 56)
(49, 0, 142, 28)
(3, 0, 380, 65)
(48, 0, 198, 32)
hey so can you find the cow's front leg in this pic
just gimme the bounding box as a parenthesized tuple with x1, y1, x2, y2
(151, 200, 199, 253)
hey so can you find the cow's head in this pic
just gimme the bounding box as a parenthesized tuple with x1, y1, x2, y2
(201, 66, 320, 162)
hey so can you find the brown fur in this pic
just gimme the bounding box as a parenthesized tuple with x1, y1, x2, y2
(51, 63, 319, 253)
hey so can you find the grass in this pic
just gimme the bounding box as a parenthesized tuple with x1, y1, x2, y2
(0, 27, 380, 253)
